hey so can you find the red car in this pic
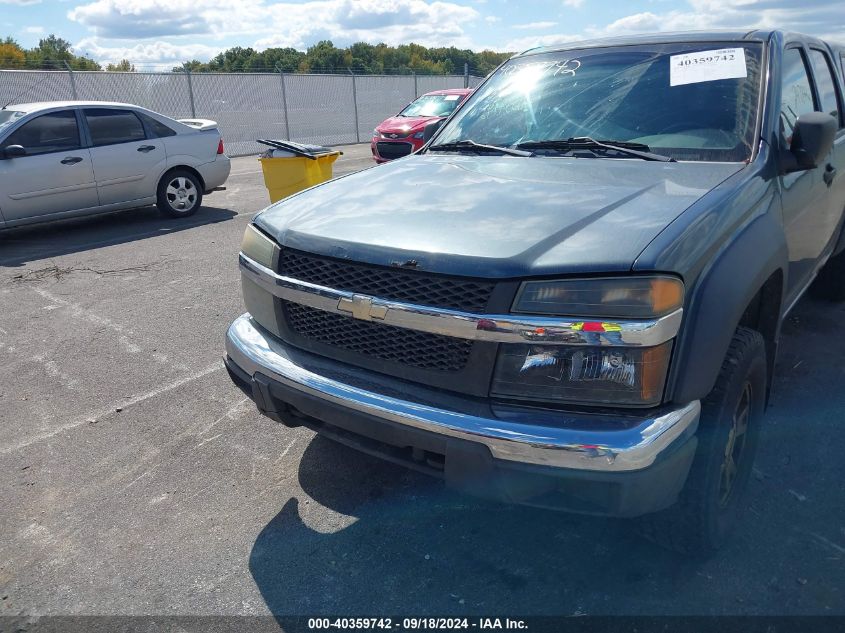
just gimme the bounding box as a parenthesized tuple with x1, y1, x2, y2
(371, 88, 472, 163)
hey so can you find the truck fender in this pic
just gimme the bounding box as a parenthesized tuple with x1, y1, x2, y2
(670, 212, 787, 404)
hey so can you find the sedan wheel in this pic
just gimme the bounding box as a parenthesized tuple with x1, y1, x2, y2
(166, 176, 198, 212)
(157, 170, 203, 218)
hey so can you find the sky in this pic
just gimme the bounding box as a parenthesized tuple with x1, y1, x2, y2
(2, 0, 844, 69)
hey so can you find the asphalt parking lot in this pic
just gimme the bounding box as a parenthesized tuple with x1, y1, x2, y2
(1, 143, 843, 623)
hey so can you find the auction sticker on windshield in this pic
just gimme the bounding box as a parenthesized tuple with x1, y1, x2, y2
(670, 47, 747, 86)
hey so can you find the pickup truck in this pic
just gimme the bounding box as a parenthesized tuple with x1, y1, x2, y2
(225, 30, 845, 553)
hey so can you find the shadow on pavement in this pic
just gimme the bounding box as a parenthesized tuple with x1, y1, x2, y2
(249, 435, 698, 621)
(0, 205, 237, 267)
(248, 296, 845, 621)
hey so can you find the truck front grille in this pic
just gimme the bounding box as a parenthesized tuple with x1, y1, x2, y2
(280, 249, 494, 313)
(285, 302, 473, 372)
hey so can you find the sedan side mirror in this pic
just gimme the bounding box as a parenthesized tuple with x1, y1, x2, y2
(422, 119, 444, 142)
(1, 144, 26, 159)
(782, 112, 837, 173)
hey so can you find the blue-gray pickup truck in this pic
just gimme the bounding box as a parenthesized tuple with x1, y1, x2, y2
(226, 30, 845, 552)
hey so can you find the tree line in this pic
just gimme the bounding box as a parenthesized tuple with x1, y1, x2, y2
(0, 35, 509, 75)
(181, 41, 511, 75)
(0, 35, 103, 70)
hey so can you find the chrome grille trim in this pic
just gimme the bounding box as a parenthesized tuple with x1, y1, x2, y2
(240, 253, 683, 347)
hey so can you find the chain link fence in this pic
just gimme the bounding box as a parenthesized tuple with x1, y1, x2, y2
(0, 69, 486, 156)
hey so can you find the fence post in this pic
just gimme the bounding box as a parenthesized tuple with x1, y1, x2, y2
(413, 71, 418, 98)
(183, 63, 196, 118)
(348, 68, 360, 143)
(464, 63, 469, 89)
(63, 61, 78, 99)
(276, 65, 291, 140)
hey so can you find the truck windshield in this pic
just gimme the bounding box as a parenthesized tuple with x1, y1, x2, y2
(435, 42, 763, 162)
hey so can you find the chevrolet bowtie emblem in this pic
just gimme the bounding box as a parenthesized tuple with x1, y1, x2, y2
(337, 294, 388, 321)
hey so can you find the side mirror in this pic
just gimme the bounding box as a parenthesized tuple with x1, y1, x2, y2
(422, 118, 444, 142)
(782, 112, 837, 173)
(1, 144, 26, 159)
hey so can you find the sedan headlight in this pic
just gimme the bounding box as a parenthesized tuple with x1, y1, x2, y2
(493, 276, 683, 407)
(373, 128, 381, 138)
(413, 131, 425, 139)
(241, 223, 279, 269)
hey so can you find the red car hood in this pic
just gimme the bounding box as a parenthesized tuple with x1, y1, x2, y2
(377, 115, 440, 135)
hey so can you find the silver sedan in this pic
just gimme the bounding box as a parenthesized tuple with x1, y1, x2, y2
(0, 100, 231, 228)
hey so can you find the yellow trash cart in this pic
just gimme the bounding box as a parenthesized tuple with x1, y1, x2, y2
(257, 140, 342, 203)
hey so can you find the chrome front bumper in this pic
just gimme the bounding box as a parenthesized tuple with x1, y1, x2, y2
(225, 313, 700, 473)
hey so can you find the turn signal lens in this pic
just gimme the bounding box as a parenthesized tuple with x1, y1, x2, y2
(217, 138, 225, 155)
(513, 277, 684, 319)
(241, 223, 279, 269)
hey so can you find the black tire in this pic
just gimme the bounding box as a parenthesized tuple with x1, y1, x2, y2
(638, 327, 766, 554)
(810, 248, 845, 301)
(156, 169, 203, 218)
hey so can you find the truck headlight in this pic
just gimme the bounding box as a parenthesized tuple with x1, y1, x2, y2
(240, 223, 282, 336)
(241, 223, 279, 269)
(493, 276, 683, 407)
(513, 276, 683, 319)
(492, 342, 673, 407)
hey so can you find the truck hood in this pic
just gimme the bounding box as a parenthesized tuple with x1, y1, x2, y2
(255, 154, 744, 278)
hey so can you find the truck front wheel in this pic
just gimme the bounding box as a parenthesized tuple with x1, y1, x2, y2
(639, 327, 766, 554)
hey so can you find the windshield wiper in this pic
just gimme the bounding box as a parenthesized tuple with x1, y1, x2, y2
(517, 137, 675, 162)
(428, 139, 532, 157)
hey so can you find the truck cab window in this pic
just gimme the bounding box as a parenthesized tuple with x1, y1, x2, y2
(808, 49, 842, 126)
(780, 48, 817, 143)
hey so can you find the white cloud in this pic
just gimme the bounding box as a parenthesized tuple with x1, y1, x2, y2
(513, 21, 558, 30)
(506, 0, 844, 52)
(73, 37, 223, 66)
(22, 25, 44, 34)
(69, 0, 479, 50)
(68, 0, 845, 64)
(0, 0, 41, 5)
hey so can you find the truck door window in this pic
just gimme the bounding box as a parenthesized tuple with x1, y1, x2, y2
(780, 48, 817, 143)
(808, 49, 842, 126)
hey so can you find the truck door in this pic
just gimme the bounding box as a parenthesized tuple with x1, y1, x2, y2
(806, 46, 845, 252)
(778, 45, 842, 307)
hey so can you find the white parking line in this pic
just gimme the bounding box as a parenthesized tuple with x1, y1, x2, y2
(1, 361, 224, 454)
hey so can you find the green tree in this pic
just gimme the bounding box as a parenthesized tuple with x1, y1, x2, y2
(106, 59, 135, 72)
(301, 40, 346, 73)
(261, 47, 306, 72)
(23, 34, 100, 70)
(163, 39, 511, 75)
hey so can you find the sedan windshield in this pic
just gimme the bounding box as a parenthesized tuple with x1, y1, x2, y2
(0, 110, 25, 134)
(400, 94, 464, 117)
(434, 43, 763, 162)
